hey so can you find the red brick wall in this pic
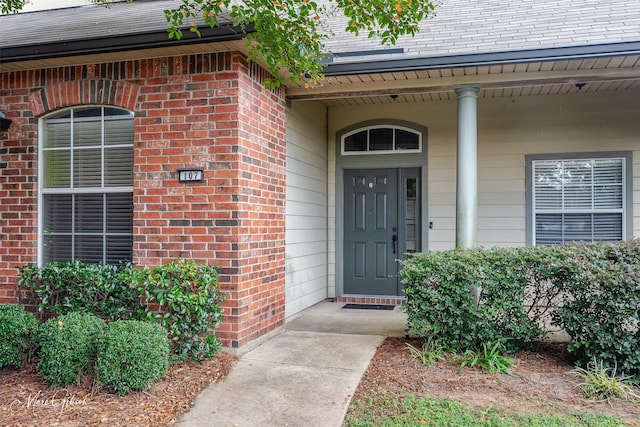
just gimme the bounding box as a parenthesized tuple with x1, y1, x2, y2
(0, 52, 286, 348)
(227, 60, 287, 348)
(0, 70, 38, 305)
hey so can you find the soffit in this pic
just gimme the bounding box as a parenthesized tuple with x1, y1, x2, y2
(286, 55, 640, 106)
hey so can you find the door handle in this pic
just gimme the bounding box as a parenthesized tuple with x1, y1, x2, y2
(392, 234, 398, 254)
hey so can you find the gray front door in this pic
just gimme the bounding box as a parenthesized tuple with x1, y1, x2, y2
(344, 168, 421, 296)
(344, 169, 397, 295)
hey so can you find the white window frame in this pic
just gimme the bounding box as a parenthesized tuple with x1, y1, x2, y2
(341, 125, 422, 155)
(38, 106, 134, 265)
(526, 152, 632, 246)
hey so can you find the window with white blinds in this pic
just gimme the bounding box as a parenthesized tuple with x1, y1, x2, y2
(532, 157, 625, 245)
(40, 107, 134, 264)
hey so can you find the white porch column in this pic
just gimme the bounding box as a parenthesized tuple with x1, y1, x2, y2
(455, 85, 480, 249)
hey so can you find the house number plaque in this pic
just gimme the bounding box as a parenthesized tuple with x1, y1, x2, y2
(177, 168, 204, 183)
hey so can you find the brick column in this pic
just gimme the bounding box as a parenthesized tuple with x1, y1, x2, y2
(222, 58, 287, 349)
(132, 54, 287, 349)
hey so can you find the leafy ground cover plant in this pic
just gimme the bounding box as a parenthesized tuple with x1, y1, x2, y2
(38, 312, 105, 387)
(95, 320, 170, 395)
(405, 337, 445, 367)
(570, 360, 640, 402)
(453, 341, 514, 375)
(0, 305, 38, 368)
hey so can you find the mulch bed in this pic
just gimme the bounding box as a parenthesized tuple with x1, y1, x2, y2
(3, 338, 640, 426)
(0, 353, 236, 427)
(350, 337, 640, 425)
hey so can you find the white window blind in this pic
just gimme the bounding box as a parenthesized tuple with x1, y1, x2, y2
(40, 107, 134, 264)
(532, 158, 624, 245)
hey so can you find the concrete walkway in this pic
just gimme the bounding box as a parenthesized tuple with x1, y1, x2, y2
(176, 301, 407, 427)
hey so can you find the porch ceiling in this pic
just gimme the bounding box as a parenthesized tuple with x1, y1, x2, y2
(286, 54, 640, 106)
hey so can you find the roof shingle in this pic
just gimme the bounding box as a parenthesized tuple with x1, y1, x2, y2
(2, 0, 639, 64)
(323, 0, 640, 62)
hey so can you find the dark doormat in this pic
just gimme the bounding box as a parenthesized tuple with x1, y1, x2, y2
(342, 303, 395, 310)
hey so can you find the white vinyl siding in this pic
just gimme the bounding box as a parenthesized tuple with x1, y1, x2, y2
(328, 90, 640, 256)
(285, 101, 328, 318)
(532, 157, 625, 245)
(40, 106, 134, 265)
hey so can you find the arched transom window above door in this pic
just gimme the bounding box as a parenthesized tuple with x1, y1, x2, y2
(341, 125, 422, 155)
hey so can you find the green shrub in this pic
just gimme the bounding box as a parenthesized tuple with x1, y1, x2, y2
(95, 320, 169, 395)
(129, 259, 224, 362)
(401, 249, 481, 350)
(0, 305, 38, 368)
(38, 312, 105, 387)
(401, 240, 640, 384)
(550, 240, 640, 383)
(18, 261, 139, 320)
(472, 246, 560, 352)
(19, 259, 225, 363)
(400, 246, 552, 353)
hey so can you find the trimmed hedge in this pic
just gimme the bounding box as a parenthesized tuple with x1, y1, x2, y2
(401, 246, 552, 353)
(17, 261, 138, 320)
(0, 305, 38, 368)
(18, 258, 224, 362)
(549, 240, 640, 381)
(38, 312, 105, 387)
(96, 320, 169, 395)
(400, 240, 640, 383)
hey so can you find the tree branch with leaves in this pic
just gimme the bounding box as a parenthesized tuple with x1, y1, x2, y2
(1, 0, 26, 14)
(165, 0, 434, 87)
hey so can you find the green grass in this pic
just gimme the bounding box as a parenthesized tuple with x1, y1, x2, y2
(343, 393, 629, 427)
